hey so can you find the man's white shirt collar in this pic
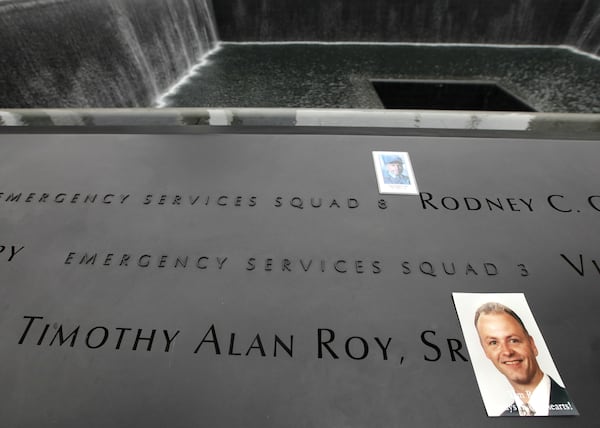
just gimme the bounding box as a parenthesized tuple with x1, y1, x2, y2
(512, 373, 550, 416)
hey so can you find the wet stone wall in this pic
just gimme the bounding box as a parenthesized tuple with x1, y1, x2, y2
(0, 0, 218, 108)
(213, 0, 600, 55)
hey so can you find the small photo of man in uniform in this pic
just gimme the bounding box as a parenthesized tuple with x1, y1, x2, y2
(453, 293, 579, 417)
(372, 151, 419, 195)
(381, 155, 410, 184)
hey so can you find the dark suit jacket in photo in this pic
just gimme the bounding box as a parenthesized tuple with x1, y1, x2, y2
(501, 377, 578, 416)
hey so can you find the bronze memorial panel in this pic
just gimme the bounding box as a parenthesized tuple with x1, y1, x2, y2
(0, 128, 597, 427)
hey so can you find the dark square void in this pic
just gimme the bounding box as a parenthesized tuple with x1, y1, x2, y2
(371, 79, 537, 111)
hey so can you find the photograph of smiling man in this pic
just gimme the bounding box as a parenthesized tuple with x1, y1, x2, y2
(453, 293, 578, 417)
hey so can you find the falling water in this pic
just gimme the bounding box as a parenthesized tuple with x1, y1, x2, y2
(1, 0, 598, 108)
(213, 0, 600, 55)
(0, 0, 218, 107)
(568, 0, 600, 56)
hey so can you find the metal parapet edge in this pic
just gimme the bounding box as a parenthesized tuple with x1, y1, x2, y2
(0, 108, 599, 135)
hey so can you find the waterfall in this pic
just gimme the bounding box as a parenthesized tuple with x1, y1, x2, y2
(568, 0, 600, 56)
(213, 0, 600, 55)
(0, 0, 219, 108)
(1, 0, 598, 109)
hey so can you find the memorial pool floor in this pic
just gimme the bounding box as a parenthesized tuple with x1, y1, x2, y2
(161, 43, 600, 113)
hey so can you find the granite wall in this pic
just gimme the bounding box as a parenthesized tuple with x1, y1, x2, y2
(213, 0, 600, 55)
(0, 0, 218, 108)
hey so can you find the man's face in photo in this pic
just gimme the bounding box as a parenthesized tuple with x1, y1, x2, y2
(386, 161, 403, 177)
(476, 312, 541, 388)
